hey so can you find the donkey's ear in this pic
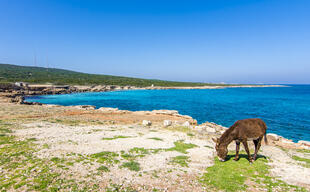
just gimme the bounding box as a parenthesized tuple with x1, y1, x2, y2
(212, 137, 218, 143)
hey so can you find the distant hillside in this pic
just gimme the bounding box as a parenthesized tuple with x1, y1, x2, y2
(0, 64, 224, 87)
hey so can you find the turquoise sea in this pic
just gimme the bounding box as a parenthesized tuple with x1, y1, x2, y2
(26, 85, 310, 142)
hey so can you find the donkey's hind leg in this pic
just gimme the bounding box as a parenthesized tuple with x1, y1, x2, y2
(253, 136, 263, 161)
(234, 140, 240, 161)
(242, 140, 253, 162)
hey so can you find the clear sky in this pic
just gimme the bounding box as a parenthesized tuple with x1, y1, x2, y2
(0, 0, 309, 84)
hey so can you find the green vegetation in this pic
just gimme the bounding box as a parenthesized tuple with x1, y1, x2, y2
(121, 161, 141, 171)
(147, 137, 163, 141)
(200, 152, 306, 192)
(90, 151, 120, 164)
(105, 183, 137, 192)
(102, 135, 132, 140)
(171, 155, 190, 167)
(292, 155, 310, 168)
(296, 149, 310, 154)
(0, 63, 236, 87)
(97, 165, 110, 172)
(0, 122, 99, 191)
(187, 133, 195, 137)
(166, 140, 197, 154)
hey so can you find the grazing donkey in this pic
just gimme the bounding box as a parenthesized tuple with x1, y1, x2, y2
(212, 118, 268, 163)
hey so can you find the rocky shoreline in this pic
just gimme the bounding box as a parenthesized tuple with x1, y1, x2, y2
(0, 83, 284, 105)
(0, 83, 308, 150)
(0, 83, 308, 149)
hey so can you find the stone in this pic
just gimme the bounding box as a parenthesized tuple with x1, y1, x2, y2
(142, 120, 152, 126)
(298, 140, 310, 147)
(98, 107, 119, 112)
(281, 138, 295, 144)
(206, 127, 216, 133)
(79, 105, 96, 110)
(182, 121, 191, 127)
(163, 120, 172, 127)
(151, 110, 179, 115)
(267, 133, 282, 141)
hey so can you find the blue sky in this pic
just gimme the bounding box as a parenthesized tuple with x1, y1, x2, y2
(0, 0, 309, 84)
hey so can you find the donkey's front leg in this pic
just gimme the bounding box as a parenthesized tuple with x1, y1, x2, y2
(234, 140, 240, 161)
(242, 140, 253, 163)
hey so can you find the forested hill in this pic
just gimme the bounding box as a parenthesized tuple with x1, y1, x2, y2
(0, 64, 223, 87)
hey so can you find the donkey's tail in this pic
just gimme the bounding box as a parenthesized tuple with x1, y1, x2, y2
(264, 133, 268, 145)
(263, 121, 268, 145)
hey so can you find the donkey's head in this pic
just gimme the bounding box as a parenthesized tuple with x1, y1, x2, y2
(212, 138, 228, 162)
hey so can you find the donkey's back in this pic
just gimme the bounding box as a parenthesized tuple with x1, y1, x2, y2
(232, 118, 267, 141)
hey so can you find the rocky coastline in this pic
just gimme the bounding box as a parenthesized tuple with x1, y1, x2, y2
(0, 82, 308, 150)
(0, 83, 284, 105)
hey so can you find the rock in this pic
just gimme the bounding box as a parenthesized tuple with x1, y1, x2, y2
(281, 138, 295, 144)
(298, 140, 310, 148)
(142, 120, 152, 126)
(163, 120, 172, 127)
(194, 126, 206, 131)
(98, 107, 119, 112)
(74, 105, 96, 110)
(206, 127, 216, 133)
(267, 133, 282, 142)
(182, 121, 191, 127)
(174, 121, 182, 125)
(151, 110, 179, 115)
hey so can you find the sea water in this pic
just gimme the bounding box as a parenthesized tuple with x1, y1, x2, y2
(26, 85, 310, 142)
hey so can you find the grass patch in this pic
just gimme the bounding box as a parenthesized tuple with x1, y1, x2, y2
(90, 151, 120, 164)
(148, 137, 163, 141)
(102, 135, 132, 140)
(97, 165, 110, 172)
(292, 155, 310, 168)
(166, 140, 197, 154)
(120, 161, 141, 171)
(200, 152, 306, 192)
(296, 149, 310, 154)
(204, 145, 213, 149)
(171, 155, 190, 167)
